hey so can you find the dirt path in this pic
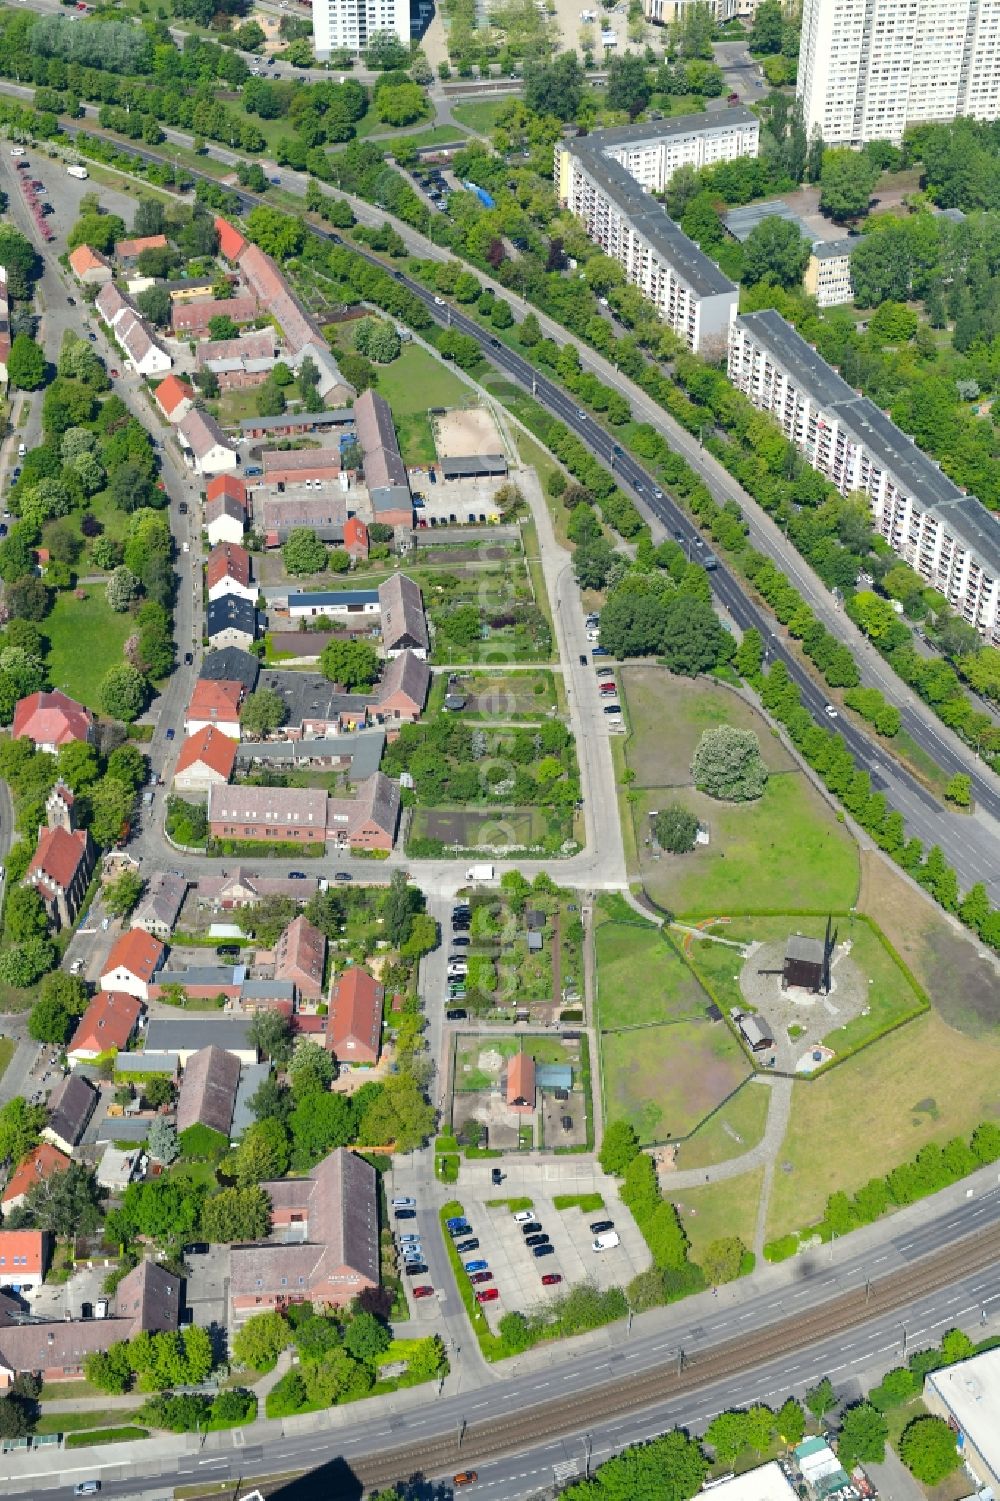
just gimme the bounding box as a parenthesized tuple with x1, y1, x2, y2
(551, 910, 562, 1006)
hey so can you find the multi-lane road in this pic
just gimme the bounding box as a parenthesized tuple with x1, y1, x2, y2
(6, 1174, 1000, 1498)
(10, 116, 994, 898)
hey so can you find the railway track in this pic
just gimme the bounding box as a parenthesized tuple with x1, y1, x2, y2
(348, 1220, 1000, 1490)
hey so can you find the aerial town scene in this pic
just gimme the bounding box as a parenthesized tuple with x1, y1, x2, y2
(0, 0, 999, 1497)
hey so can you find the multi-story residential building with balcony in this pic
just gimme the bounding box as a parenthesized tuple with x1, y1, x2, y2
(556, 118, 750, 351)
(728, 309, 1000, 639)
(798, 0, 1000, 146)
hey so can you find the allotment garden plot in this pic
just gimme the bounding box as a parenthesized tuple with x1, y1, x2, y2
(594, 905, 751, 1147)
(452, 884, 584, 1021)
(619, 667, 859, 915)
(449, 1032, 590, 1152)
(391, 708, 581, 858)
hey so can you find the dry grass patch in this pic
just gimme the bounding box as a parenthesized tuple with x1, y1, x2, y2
(766, 1009, 1000, 1238)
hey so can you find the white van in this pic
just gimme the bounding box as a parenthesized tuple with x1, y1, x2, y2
(592, 1231, 621, 1252)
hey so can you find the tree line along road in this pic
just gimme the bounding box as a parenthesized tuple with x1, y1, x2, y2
(13, 116, 1000, 902)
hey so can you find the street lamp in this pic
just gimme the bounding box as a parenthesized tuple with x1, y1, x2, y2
(583, 1431, 593, 1478)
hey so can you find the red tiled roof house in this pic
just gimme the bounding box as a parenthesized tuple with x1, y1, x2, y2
(506, 1051, 535, 1114)
(99, 929, 165, 1001)
(1, 1144, 70, 1213)
(154, 374, 195, 424)
(326, 967, 384, 1066)
(274, 915, 326, 1004)
(68, 991, 145, 1062)
(173, 726, 237, 799)
(13, 691, 93, 754)
(0, 1231, 50, 1299)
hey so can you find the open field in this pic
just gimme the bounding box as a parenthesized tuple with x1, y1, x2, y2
(600, 1020, 750, 1145)
(669, 1167, 764, 1260)
(451, 98, 511, 133)
(619, 667, 859, 915)
(595, 920, 707, 1031)
(676, 1080, 772, 1171)
(858, 851, 1000, 1040)
(44, 586, 134, 709)
(633, 776, 859, 917)
(433, 405, 503, 458)
(622, 667, 797, 788)
(766, 1009, 1000, 1238)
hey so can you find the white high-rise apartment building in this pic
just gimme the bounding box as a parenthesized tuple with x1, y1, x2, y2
(311, 0, 411, 56)
(797, 0, 1000, 145)
(554, 112, 757, 351)
(728, 309, 1000, 639)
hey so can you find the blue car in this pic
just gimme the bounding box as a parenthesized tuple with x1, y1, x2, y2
(464, 1259, 488, 1274)
(445, 1217, 466, 1230)
(592, 646, 609, 657)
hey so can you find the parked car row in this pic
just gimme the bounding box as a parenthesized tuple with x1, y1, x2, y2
(446, 902, 471, 1016)
(392, 1195, 433, 1299)
(445, 1214, 498, 1302)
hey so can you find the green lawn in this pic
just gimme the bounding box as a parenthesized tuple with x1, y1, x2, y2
(451, 98, 512, 133)
(44, 586, 134, 710)
(600, 1020, 750, 1145)
(35, 1407, 145, 1435)
(595, 920, 707, 1030)
(372, 345, 471, 465)
(669, 1168, 764, 1260)
(0, 1037, 14, 1083)
(635, 774, 860, 916)
(388, 125, 469, 150)
(676, 1080, 772, 1171)
(618, 667, 860, 916)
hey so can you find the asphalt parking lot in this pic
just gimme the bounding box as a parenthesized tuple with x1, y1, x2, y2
(457, 1187, 649, 1328)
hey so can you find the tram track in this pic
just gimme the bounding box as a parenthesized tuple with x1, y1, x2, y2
(348, 1220, 1000, 1489)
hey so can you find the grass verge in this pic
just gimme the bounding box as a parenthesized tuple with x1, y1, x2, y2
(552, 1193, 604, 1212)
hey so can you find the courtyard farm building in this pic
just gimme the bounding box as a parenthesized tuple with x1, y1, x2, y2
(274, 915, 326, 1003)
(178, 407, 238, 477)
(555, 113, 751, 352)
(230, 1148, 378, 1321)
(207, 772, 400, 851)
(378, 574, 429, 659)
(728, 309, 1000, 640)
(130, 872, 188, 941)
(207, 594, 259, 650)
(205, 492, 248, 548)
(176, 1044, 242, 1142)
(0, 1260, 180, 1390)
(42, 1073, 98, 1155)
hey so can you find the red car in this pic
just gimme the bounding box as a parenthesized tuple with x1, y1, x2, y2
(600, 682, 616, 694)
(541, 1273, 562, 1286)
(469, 1271, 493, 1285)
(413, 1285, 434, 1299)
(475, 1287, 499, 1303)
